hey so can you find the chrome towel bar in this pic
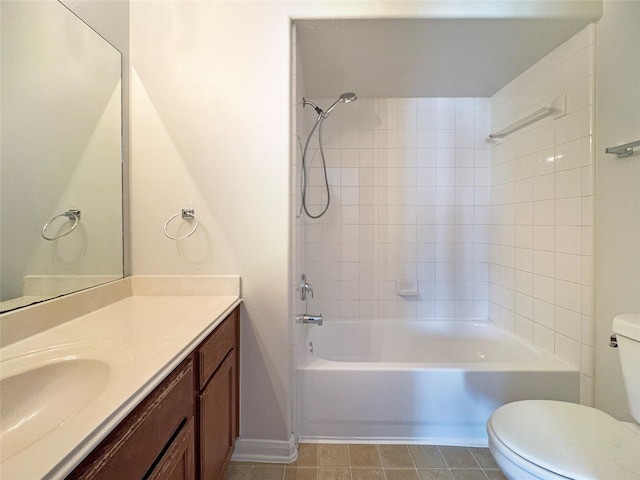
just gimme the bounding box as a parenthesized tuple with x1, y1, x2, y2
(487, 94, 566, 141)
(605, 139, 640, 158)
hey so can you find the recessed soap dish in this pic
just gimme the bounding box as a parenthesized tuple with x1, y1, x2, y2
(396, 279, 419, 297)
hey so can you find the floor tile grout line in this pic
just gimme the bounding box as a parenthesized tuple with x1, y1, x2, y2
(436, 445, 452, 471)
(377, 445, 388, 480)
(348, 443, 355, 480)
(407, 444, 419, 472)
(375, 444, 388, 480)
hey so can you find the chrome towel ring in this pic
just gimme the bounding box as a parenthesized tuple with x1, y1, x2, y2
(163, 209, 198, 240)
(41, 209, 81, 241)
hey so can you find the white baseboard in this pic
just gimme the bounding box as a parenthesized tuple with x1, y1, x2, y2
(231, 433, 298, 464)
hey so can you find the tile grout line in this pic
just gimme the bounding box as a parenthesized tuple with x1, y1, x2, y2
(376, 445, 389, 480)
(348, 444, 355, 480)
(408, 444, 419, 473)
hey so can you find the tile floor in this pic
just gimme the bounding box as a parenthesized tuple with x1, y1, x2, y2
(225, 444, 508, 480)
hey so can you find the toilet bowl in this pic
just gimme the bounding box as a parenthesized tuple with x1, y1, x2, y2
(487, 400, 640, 479)
(487, 314, 640, 480)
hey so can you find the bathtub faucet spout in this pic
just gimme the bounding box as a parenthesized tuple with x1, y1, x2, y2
(296, 314, 323, 326)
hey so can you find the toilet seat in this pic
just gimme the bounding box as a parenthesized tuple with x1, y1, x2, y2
(488, 424, 571, 480)
(487, 400, 640, 480)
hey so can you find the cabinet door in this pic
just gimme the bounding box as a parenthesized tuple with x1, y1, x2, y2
(147, 418, 195, 480)
(198, 351, 236, 480)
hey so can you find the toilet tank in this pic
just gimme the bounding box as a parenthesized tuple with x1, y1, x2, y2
(613, 314, 640, 423)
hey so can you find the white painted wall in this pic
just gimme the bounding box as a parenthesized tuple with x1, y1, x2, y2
(130, 1, 294, 445)
(129, 0, 607, 453)
(291, 22, 307, 437)
(594, 0, 640, 422)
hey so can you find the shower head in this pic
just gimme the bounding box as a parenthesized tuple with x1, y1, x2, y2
(324, 92, 358, 116)
(303, 92, 358, 119)
(339, 92, 358, 103)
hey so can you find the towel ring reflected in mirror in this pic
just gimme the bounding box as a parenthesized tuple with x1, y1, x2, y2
(41, 209, 81, 241)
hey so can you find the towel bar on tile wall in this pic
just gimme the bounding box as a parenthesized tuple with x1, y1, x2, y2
(163, 209, 199, 240)
(487, 93, 566, 141)
(605, 139, 640, 158)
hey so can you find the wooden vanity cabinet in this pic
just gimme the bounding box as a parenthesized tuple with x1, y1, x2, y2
(66, 306, 240, 480)
(67, 358, 196, 480)
(196, 307, 239, 480)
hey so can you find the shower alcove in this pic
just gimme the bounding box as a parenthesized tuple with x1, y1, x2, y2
(291, 7, 601, 444)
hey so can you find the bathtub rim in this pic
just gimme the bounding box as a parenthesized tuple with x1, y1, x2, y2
(297, 319, 578, 373)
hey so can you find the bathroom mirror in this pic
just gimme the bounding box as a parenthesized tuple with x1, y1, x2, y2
(0, 0, 123, 312)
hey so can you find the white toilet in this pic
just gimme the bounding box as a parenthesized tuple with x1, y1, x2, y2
(487, 314, 640, 480)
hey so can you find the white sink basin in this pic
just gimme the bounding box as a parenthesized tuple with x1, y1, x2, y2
(0, 345, 122, 462)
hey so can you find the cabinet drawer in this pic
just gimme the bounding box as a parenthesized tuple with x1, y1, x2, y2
(68, 359, 194, 480)
(198, 311, 237, 389)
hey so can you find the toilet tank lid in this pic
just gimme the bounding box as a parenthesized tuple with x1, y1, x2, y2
(613, 314, 640, 341)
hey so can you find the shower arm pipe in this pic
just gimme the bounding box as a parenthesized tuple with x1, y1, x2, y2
(302, 98, 326, 118)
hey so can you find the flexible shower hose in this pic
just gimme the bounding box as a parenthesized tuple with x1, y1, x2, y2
(300, 114, 331, 219)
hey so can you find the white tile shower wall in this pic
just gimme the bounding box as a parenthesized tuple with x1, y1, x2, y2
(301, 97, 491, 321)
(489, 25, 595, 404)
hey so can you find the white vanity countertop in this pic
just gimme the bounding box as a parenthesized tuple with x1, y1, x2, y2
(0, 277, 241, 480)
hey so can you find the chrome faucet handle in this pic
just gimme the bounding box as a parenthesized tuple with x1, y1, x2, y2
(300, 274, 314, 301)
(305, 283, 314, 299)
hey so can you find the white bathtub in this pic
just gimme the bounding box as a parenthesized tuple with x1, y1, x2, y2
(296, 320, 580, 446)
